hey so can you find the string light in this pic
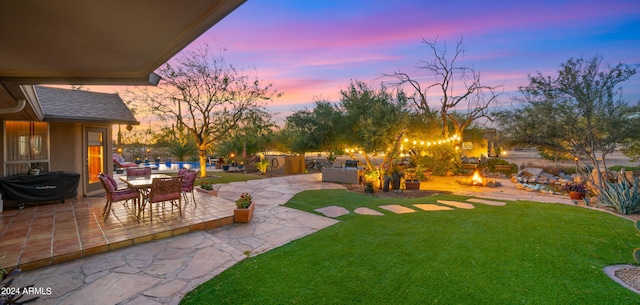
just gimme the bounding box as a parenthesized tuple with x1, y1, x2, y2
(348, 135, 460, 153)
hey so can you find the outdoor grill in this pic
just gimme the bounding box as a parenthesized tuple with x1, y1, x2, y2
(345, 160, 359, 169)
(0, 171, 80, 208)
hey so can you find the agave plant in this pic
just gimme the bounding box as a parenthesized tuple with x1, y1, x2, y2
(597, 176, 640, 215)
(1, 260, 39, 305)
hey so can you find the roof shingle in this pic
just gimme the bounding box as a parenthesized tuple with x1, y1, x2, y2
(35, 86, 138, 124)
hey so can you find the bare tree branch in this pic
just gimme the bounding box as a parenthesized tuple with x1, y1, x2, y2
(128, 46, 280, 177)
(382, 35, 502, 139)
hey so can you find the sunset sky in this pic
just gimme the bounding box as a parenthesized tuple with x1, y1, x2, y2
(103, 0, 640, 119)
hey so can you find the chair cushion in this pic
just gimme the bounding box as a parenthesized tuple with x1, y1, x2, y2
(113, 189, 139, 201)
(151, 192, 181, 202)
(105, 174, 119, 190)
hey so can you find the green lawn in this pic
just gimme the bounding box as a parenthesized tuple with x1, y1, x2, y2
(181, 189, 640, 304)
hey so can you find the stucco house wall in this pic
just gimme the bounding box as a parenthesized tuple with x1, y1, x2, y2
(0, 87, 136, 205)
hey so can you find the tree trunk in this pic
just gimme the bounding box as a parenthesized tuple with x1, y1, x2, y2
(362, 152, 374, 172)
(198, 146, 208, 178)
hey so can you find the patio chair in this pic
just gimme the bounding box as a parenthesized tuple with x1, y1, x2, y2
(180, 170, 198, 205)
(142, 176, 182, 221)
(98, 173, 140, 220)
(126, 167, 151, 177)
(178, 167, 189, 176)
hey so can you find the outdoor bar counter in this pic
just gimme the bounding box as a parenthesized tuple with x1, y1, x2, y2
(321, 160, 363, 184)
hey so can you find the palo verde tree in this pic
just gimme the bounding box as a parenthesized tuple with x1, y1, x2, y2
(383, 36, 501, 139)
(338, 80, 410, 174)
(496, 55, 639, 188)
(140, 46, 279, 177)
(282, 100, 344, 156)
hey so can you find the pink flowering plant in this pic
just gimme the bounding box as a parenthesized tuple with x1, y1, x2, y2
(235, 193, 254, 209)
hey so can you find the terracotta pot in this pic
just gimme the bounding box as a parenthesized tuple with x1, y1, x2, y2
(234, 202, 255, 223)
(405, 180, 420, 190)
(569, 191, 586, 200)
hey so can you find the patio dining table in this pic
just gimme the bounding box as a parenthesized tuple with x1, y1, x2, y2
(119, 174, 171, 216)
(119, 174, 171, 189)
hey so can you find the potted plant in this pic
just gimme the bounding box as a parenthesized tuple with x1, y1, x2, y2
(234, 192, 255, 223)
(563, 182, 587, 200)
(196, 181, 218, 196)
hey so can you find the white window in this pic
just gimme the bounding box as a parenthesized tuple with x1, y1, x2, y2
(4, 121, 50, 175)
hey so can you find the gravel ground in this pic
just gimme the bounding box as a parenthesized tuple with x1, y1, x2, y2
(616, 268, 640, 292)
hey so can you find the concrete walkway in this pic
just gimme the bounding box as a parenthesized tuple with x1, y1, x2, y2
(11, 174, 619, 304)
(12, 174, 344, 305)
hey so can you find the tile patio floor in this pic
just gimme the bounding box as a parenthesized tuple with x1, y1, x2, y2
(0, 188, 236, 272)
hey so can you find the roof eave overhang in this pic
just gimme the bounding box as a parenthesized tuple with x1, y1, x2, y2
(1, 72, 161, 87)
(43, 116, 140, 125)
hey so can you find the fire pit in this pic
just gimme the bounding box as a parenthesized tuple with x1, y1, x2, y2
(457, 170, 502, 187)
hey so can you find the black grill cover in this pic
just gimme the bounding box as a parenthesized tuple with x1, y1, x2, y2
(0, 171, 80, 203)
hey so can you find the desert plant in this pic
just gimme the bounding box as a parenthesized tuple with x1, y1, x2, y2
(390, 168, 404, 190)
(364, 182, 375, 193)
(255, 159, 270, 175)
(597, 176, 640, 215)
(1, 254, 39, 305)
(382, 176, 392, 192)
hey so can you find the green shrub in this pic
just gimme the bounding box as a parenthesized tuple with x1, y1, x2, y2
(542, 164, 579, 175)
(483, 158, 517, 173)
(415, 145, 460, 176)
(634, 248, 640, 264)
(608, 165, 640, 172)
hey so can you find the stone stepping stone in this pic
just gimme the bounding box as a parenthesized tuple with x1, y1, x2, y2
(354, 207, 384, 216)
(413, 204, 454, 211)
(379, 205, 417, 214)
(436, 200, 475, 209)
(315, 206, 350, 218)
(467, 198, 507, 206)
